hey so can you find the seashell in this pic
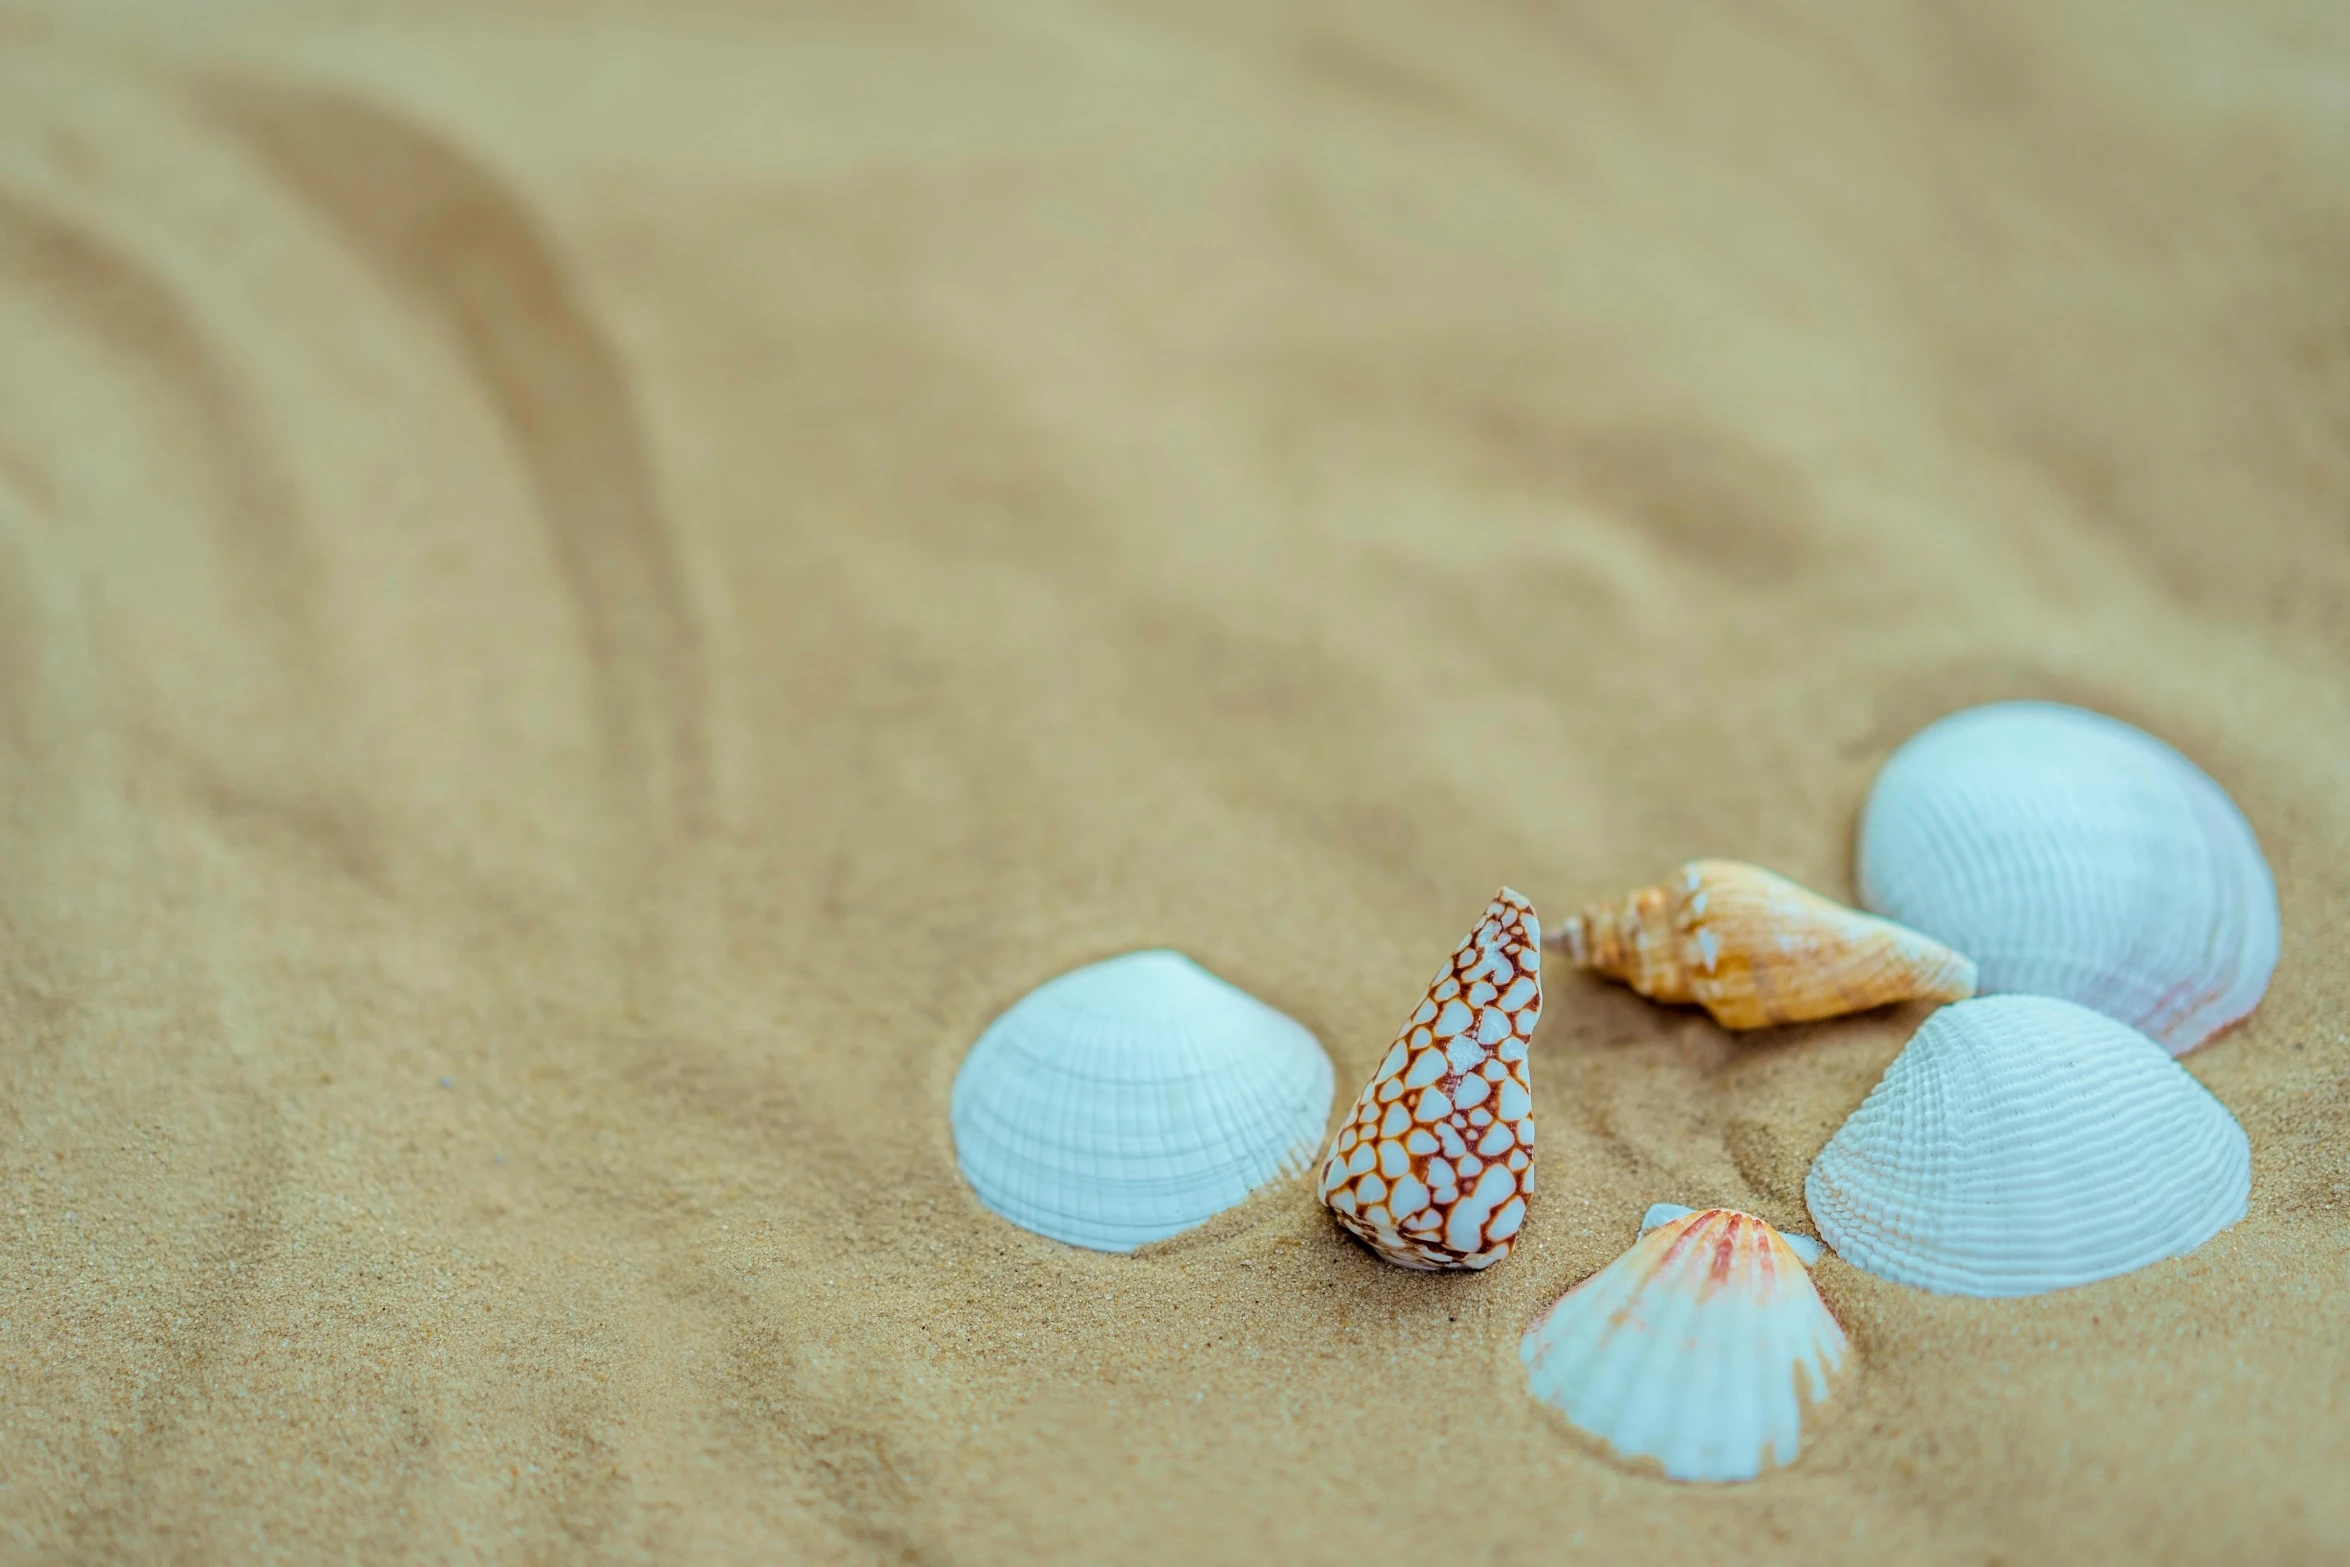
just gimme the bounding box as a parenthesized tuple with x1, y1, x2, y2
(1641, 1202, 1822, 1265)
(1805, 994, 2250, 1296)
(1319, 889, 1541, 1270)
(952, 950, 1334, 1252)
(1520, 1207, 1848, 1484)
(1550, 860, 1977, 1029)
(1857, 700, 2278, 1054)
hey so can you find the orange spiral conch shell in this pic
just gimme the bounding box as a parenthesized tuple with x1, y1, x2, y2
(1319, 889, 1540, 1270)
(1551, 860, 1975, 1029)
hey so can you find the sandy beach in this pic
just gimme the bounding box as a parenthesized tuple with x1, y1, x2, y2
(1, 1, 2346, 1560)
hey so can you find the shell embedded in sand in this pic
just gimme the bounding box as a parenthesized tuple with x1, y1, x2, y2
(1857, 700, 2278, 1054)
(1550, 860, 1977, 1028)
(1520, 1207, 1848, 1484)
(1805, 994, 2250, 1296)
(951, 950, 1334, 1252)
(1319, 889, 1541, 1271)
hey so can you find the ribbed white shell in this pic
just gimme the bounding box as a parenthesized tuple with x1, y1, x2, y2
(951, 951, 1334, 1252)
(1806, 995, 2250, 1296)
(1642, 1203, 1823, 1266)
(1520, 1208, 1847, 1484)
(1857, 701, 2277, 1054)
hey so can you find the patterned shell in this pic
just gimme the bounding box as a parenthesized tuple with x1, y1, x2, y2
(1520, 1208, 1848, 1483)
(1319, 889, 1541, 1270)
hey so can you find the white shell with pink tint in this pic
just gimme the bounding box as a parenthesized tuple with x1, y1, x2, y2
(952, 951, 1333, 1253)
(1642, 1203, 1822, 1265)
(1319, 889, 1540, 1271)
(1806, 995, 2250, 1296)
(1857, 701, 2277, 1054)
(1520, 1208, 1847, 1484)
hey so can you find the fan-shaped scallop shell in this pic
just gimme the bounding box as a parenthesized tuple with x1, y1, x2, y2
(1554, 860, 1976, 1028)
(1857, 701, 2277, 1053)
(951, 950, 1334, 1252)
(1805, 994, 2249, 1296)
(1520, 1207, 1848, 1484)
(1319, 889, 1540, 1270)
(1642, 1202, 1823, 1265)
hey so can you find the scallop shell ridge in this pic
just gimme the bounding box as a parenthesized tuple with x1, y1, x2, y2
(1857, 701, 2277, 1053)
(951, 950, 1334, 1252)
(1520, 1208, 1847, 1484)
(1805, 994, 2249, 1296)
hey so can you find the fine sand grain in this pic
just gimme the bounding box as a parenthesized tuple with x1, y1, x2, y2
(2, 2, 2347, 1561)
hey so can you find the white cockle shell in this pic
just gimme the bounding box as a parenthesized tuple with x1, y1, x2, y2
(1857, 700, 2277, 1054)
(1805, 995, 2250, 1296)
(1520, 1207, 1848, 1484)
(951, 950, 1334, 1252)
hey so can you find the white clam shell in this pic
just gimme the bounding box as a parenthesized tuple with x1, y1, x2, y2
(1805, 995, 2250, 1296)
(951, 950, 1334, 1252)
(1857, 700, 2278, 1054)
(1521, 1208, 1848, 1484)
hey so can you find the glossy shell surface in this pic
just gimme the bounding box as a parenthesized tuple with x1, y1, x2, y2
(952, 950, 1333, 1252)
(1320, 889, 1541, 1270)
(1857, 701, 2277, 1053)
(1521, 1208, 1847, 1484)
(1806, 995, 2250, 1296)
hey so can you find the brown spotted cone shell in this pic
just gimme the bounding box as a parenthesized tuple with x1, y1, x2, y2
(1319, 889, 1539, 1270)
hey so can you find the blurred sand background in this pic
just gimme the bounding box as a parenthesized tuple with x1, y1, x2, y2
(2, 1, 2347, 1561)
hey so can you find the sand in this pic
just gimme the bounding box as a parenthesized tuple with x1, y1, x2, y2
(1, 1, 2346, 1560)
